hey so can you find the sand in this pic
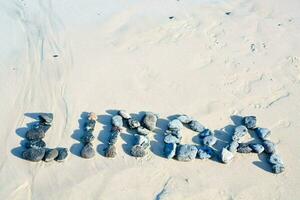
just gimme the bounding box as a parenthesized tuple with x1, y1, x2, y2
(0, 0, 300, 199)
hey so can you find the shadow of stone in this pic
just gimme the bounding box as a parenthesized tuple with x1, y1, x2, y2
(24, 112, 44, 120)
(150, 117, 169, 158)
(70, 112, 89, 157)
(253, 153, 273, 173)
(230, 115, 244, 125)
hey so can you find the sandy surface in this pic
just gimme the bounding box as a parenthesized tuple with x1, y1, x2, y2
(0, 0, 300, 199)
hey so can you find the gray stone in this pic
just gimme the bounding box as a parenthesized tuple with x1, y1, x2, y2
(81, 143, 95, 159)
(119, 110, 131, 119)
(137, 126, 151, 136)
(108, 131, 119, 145)
(177, 115, 193, 124)
(221, 148, 234, 164)
(233, 125, 248, 137)
(135, 134, 150, 149)
(55, 148, 68, 162)
(23, 148, 46, 162)
(197, 146, 214, 159)
(203, 135, 217, 147)
(84, 120, 96, 131)
(164, 134, 181, 144)
(165, 129, 182, 139)
(128, 119, 140, 129)
(26, 139, 46, 149)
(189, 120, 205, 132)
(232, 134, 246, 143)
(168, 119, 183, 131)
(263, 140, 276, 154)
(112, 115, 123, 128)
(176, 145, 198, 162)
(199, 129, 213, 139)
(269, 154, 284, 165)
(237, 143, 252, 153)
(44, 149, 59, 162)
(33, 123, 51, 133)
(164, 143, 176, 159)
(25, 129, 45, 141)
(131, 145, 147, 157)
(105, 145, 117, 158)
(81, 133, 95, 144)
(243, 116, 257, 129)
(228, 141, 239, 153)
(39, 113, 53, 124)
(250, 144, 264, 154)
(272, 164, 285, 174)
(143, 112, 157, 131)
(255, 128, 271, 140)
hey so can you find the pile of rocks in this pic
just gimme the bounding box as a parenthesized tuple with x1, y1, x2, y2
(80, 112, 97, 159)
(23, 113, 68, 162)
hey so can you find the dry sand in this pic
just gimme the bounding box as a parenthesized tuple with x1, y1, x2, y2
(0, 0, 300, 199)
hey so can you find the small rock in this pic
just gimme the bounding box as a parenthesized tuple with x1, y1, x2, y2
(243, 116, 257, 129)
(128, 119, 140, 129)
(263, 140, 276, 154)
(143, 112, 157, 131)
(44, 149, 59, 162)
(84, 120, 96, 131)
(269, 154, 284, 165)
(272, 163, 285, 174)
(119, 110, 131, 119)
(250, 144, 264, 154)
(255, 127, 271, 140)
(165, 143, 177, 159)
(137, 126, 151, 136)
(81, 143, 95, 159)
(23, 148, 46, 162)
(81, 132, 95, 144)
(176, 145, 198, 162)
(221, 148, 234, 164)
(88, 112, 97, 121)
(32, 123, 51, 133)
(25, 129, 45, 141)
(228, 141, 239, 153)
(177, 115, 193, 124)
(55, 148, 68, 162)
(237, 143, 252, 153)
(164, 134, 181, 144)
(203, 135, 217, 147)
(199, 129, 213, 138)
(26, 139, 46, 149)
(197, 146, 214, 159)
(135, 134, 150, 149)
(112, 115, 123, 128)
(131, 145, 147, 157)
(168, 119, 183, 131)
(165, 129, 182, 139)
(233, 125, 248, 137)
(38, 113, 53, 124)
(232, 134, 246, 143)
(189, 120, 205, 132)
(108, 131, 119, 145)
(105, 145, 117, 158)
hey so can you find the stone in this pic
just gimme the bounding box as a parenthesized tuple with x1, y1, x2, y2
(32, 123, 51, 133)
(197, 146, 214, 159)
(164, 134, 181, 144)
(272, 164, 285, 174)
(26, 139, 46, 149)
(176, 145, 198, 162)
(164, 143, 177, 159)
(250, 144, 264, 154)
(168, 119, 183, 131)
(119, 110, 131, 119)
(55, 148, 68, 162)
(81, 143, 95, 159)
(84, 120, 96, 131)
(202, 135, 217, 147)
(221, 148, 234, 164)
(143, 112, 157, 131)
(81, 133, 95, 144)
(23, 148, 46, 162)
(135, 134, 150, 149)
(243, 116, 257, 129)
(108, 131, 119, 145)
(233, 125, 248, 137)
(131, 145, 147, 157)
(269, 154, 284, 165)
(112, 115, 123, 128)
(88, 112, 97, 121)
(189, 120, 205, 132)
(44, 149, 59, 162)
(237, 143, 252, 153)
(232, 134, 246, 143)
(137, 126, 151, 136)
(128, 119, 140, 129)
(105, 145, 117, 158)
(165, 129, 182, 139)
(38, 113, 53, 124)
(177, 115, 193, 124)
(255, 128, 271, 140)
(25, 129, 45, 141)
(263, 140, 276, 154)
(228, 141, 239, 153)
(199, 129, 213, 139)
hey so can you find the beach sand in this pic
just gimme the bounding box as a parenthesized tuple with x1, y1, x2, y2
(0, 0, 300, 199)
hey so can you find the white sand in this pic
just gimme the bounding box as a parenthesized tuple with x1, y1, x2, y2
(1, 0, 300, 199)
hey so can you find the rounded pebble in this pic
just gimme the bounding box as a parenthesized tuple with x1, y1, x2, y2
(203, 135, 217, 146)
(189, 120, 205, 132)
(143, 112, 157, 131)
(55, 148, 68, 162)
(25, 129, 45, 141)
(81, 133, 95, 144)
(105, 145, 117, 158)
(237, 143, 252, 153)
(233, 125, 248, 137)
(165, 143, 177, 159)
(176, 144, 198, 162)
(263, 140, 276, 154)
(164, 134, 181, 144)
(137, 126, 151, 136)
(177, 115, 193, 124)
(168, 119, 183, 131)
(26, 139, 46, 149)
(112, 115, 123, 128)
(243, 116, 257, 129)
(228, 140, 239, 153)
(84, 120, 96, 131)
(128, 119, 140, 129)
(81, 143, 95, 159)
(269, 154, 284, 165)
(44, 149, 59, 162)
(119, 110, 131, 119)
(197, 146, 214, 159)
(221, 148, 234, 164)
(272, 164, 285, 174)
(88, 112, 97, 121)
(23, 148, 46, 162)
(131, 145, 147, 157)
